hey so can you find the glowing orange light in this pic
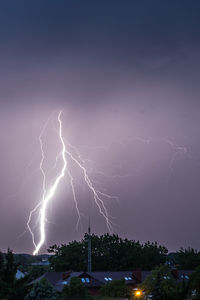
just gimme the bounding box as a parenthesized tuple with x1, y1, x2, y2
(134, 289, 142, 297)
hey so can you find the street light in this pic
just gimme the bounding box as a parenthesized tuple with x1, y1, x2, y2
(134, 289, 142, 297)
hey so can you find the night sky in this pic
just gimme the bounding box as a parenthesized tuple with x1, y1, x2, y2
(1, 1, 200, 254)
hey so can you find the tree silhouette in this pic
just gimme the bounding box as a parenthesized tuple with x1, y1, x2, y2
(48, 233, 167, 271)
(25, 278, 56, 300)
(61, 277, 92, 300)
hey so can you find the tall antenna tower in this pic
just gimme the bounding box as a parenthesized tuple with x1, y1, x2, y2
(88, 219, 92, 272)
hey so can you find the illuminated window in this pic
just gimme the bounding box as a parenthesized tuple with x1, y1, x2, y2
(124, 276, 132, 280)
(181, 274, 189, 280)
(104, 277, 112, 281)
(81, 278, 90, 283)
(163, 275, 170, 280)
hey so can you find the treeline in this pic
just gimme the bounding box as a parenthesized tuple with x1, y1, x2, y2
(49, 233, 164, 271)
(14, 253, 50, 272)
(48, 234, 200, 272)
(2, 234, 200, 299)
(0, 249, 28, 299)
(139, 264, 200, 300)
(169, 248, 200, 270)
(1, 247, 200, 299)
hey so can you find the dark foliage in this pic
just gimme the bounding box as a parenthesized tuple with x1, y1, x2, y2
(0, 248, 28, 300)
(176, 247, 200, 270)
(100, 279, 129, 298)
(141, 265, 189, 300)
(190, 266, 200, 299)
(14, 253, 51, 272)
(151, 272, 164, 300)
(25, 278, 57, 300)
(48, 233, 168, 271)
(60, 277, 92, 300)
(27, 265, 50, 282)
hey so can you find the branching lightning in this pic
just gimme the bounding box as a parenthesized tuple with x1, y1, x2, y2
(30, 112, 67, 255)
(27, 111, 113, 255)
(66, 150, 112, 233)
(27, 110, 198, 255)
(67, 169, 82, 231)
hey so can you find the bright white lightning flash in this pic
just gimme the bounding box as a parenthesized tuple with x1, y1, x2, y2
(30, 112, 67, 255)
(24, 111, 200, 255)
(28, 111, 113, 255)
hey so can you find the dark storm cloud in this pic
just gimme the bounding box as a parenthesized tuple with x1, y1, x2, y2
(1, 0, 200, 108)
(1, 1, 200, 253)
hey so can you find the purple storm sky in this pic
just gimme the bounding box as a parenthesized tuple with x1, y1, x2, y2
(1, 1, 200, 254)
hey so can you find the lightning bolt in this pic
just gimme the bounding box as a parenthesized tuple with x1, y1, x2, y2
(125, 136, 193, 177)
(30, 111, 67, 255)
(67, 169, 82, 231)
(26, 111, 199, 255)
(28, 111, 113, 255)
(73, 135, 199, 185)
(65, 150, 113, 233)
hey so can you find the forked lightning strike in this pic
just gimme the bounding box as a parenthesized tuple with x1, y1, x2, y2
(32, 112, 67, 255)
(27, 111, 113, 255)
(28, 111, 193, 255)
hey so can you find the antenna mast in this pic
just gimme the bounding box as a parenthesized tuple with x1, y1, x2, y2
(88, 219, 92, 272)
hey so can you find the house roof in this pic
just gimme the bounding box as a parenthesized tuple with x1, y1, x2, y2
(32, 272, 63, 286)
(87, 271, 136, 284)
(141, 271, 152, 282)
(55, 272, 104, 292)
(36, 271, 137, 292)
(139, 270, 194, 283)
(33, 269, 194, 292)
